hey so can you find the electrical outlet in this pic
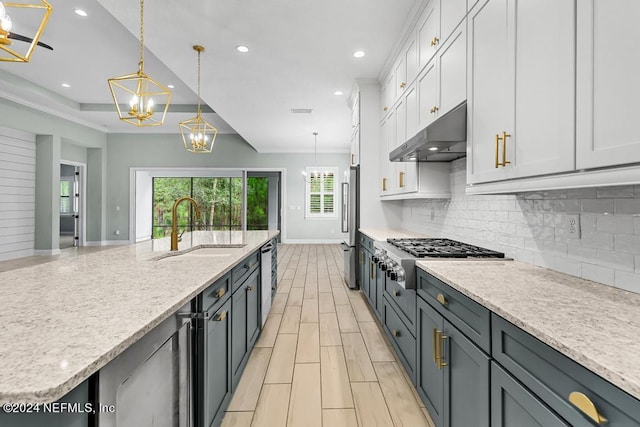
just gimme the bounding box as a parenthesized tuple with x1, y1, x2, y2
(567, 214, 580, 239)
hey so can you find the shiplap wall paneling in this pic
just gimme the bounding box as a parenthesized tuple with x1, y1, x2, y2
(0, 127, 36, 261)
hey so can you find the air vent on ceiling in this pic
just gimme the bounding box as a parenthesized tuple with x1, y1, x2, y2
(291, 108, 313, 114)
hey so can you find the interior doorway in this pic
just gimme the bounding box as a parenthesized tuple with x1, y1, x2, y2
(59, 163, 82, 249)
(247, 171, 281, 240)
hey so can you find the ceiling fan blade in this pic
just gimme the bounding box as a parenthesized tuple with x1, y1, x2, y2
(7, 32, 54, 51)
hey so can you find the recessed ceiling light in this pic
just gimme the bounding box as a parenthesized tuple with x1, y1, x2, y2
(167, 84, 175, 89)
(61, 83, 70, 88)
(429, 147, 438, 151)
(74, 9, 88, 17)
(353, 51, 365, 58)
(334, 91, 343, 96)
(236, 45, 249, 53)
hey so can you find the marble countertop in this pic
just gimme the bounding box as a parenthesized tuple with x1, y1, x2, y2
(359, 228, 430, 241)
(0, 230, 279, 404)
(416, 260, 640, 400)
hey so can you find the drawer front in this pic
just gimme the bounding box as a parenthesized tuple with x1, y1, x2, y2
(359, 233, 374, 251)
(231, 250, 259, 292)
(417, 269, 491, 353)
(384, 297, 417, 383)
(202, 272, 231, 312)
(385, 278, 416, 336)
(492, 314, 640, 426)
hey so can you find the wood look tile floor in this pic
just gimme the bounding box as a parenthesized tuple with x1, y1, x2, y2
(223, 244, 435, 427)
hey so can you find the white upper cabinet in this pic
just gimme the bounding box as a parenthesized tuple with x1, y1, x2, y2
(576, 0, 640, 169)
(381, 73, 395, 118)
(394, 56, 407, 101)
(405, 38, 418, 89)
(350, 93, 360, 166)
(418, 0, 440, 71)
(441, 0, 468, 45)
(437, 24, 467, 121)
(380, 116, 392, 195)
(467, 0, 575, 185)
(418, 60, 438, 131)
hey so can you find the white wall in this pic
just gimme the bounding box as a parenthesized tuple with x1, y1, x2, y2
(402, 158, 640, 294)
(135, 171, 153, 242)
(0, 127, 36, 260)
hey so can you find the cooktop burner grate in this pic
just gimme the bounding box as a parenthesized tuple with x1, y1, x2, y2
(387, 238, 505, 259)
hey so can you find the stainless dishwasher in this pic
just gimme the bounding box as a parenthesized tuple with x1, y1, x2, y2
(260, 241, 274, 326)
(98, 302, 193, 427)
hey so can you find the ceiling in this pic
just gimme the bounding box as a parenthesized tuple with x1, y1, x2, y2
(0, 0, 420, 152)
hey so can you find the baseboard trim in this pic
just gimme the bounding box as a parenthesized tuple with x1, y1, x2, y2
(85, 240, 131, 247)
(282, 239, 345, 244)
(34, 249, 61, 256)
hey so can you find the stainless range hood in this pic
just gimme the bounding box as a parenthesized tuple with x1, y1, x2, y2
(390, 100, 467, 162)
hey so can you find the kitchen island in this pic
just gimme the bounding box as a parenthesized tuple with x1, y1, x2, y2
(0, 230, 279, 406)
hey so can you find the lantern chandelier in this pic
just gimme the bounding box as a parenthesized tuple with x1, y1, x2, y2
(0, 0, 53, 63)
(179, 45, 218, 153)
(302, 132, 330, 183)
(107, 0, 171, 127)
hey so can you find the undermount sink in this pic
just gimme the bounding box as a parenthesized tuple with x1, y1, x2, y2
(157, 245, 246, 261)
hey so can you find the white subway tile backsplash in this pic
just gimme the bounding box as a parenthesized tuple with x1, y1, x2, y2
(614, 234, 640, 255)
(581, 199, 614, 214)
(614, 271, 640, 293)
(401, 159, 640, 293)
(582, 263, 615, 286)
(615, 199, 640, 215)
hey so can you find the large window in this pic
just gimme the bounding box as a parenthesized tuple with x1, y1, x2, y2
(60, 179, 72, 214)
(305, 167, 337, 218)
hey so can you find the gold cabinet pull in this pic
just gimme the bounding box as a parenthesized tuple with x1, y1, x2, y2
(569, 392, 608, 425)
(383, 106, 388, 112)
(392, 330, 400, 337)
(214, 310, 228, 321)
(436, 293, 448, 306)
(437, 331, 448, 369)
(359, 250, 364, 265)
(370, 261, 374, 280)
(247, 285, 254, 292)
(214, 288, 226, 299)
(432, 328, 438, 363)
(399, 171, 405, 188)
(495, 131, 512, 167)
(430, 106, 439, 114)
(430, 36, 440, 46)
(382, 177, 387, 191)
(400, 82, 406, 89)
(393, 289, 400, 297)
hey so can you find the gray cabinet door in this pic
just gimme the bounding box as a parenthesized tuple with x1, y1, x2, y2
(231, 284, 248, 388)
(444, 319, 490, 427)
(205, 299, 231, 427)
(491, 361, 569, 427)
(246, 269, 261, 349)
(375, 262, 385, 321)
(360, 248, 369, 297)
(417, 296, 445, 427)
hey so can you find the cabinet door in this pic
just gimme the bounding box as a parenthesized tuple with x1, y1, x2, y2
(383, 72, 395, 116)
(441, 0, 467, 44)
(417, 297, 445, 427)
(350, 127, 360, 166)
(444, 320, 490, 427)
(438, 23, 466, 118)
(205, 299, 232, 427)
(359, 248, 368, 295)
(380, 117, 391, 196)
(405, 38, 419, 85)
(491, 362, 570, 427)
(418, 61, 438, 131)
(231, 285, 247, 388)
(374, 263, 385, 322)
(418, 0, 441, 70)
(467, 0, 511, 184)
(403, 85, 419, 193)
(395, 56, 407, 100)
(246, 270, 260, 350)
(367, 252, 376, 307)
(576, 0, 640, 169)
(510, 0, 575, 178)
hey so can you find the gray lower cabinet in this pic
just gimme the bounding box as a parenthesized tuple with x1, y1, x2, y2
(374, 261, 385, 322)
(201, 299, 232, 427)
(417, 295, 490, 427)
(231, 267, 260, 389)
(491, 361, 569, 427)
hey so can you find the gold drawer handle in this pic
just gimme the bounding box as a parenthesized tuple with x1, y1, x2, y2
(569, 392, 607, 425)
(393, 289, 400, 297)
(382, 177, 387, 191)
(432, 328, 438, 363)
(437, 331, 448, 369)
(392, 330, 400, 337)
(430, 106, 439, 114)
(399, 171, 405, 188)
(383, 106, 388, 112)
(430, 36, 440, 46)
(436, 293, 448, 306)
(495, 131, 512, 168)
(214, 311, 228, 321)
(214, 288, 226, 299)
(359, 250, 364, 265)
(400, 82, 406, 89)
(247, 285, 255, 292)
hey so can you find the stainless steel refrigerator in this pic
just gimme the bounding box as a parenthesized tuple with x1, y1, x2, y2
(341, 166, 359, 289)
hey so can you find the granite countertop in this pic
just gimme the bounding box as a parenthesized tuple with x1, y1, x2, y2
(0, 230, 279, 404)
(359, 228, 430, 241)
(416, 260, 640, 400)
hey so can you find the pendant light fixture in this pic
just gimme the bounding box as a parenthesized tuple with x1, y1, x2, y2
(107, 0, 171, 127)
(302, 132, 328, 182)
(179, 45, 217, 153)
(0, 0, 53, 63)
